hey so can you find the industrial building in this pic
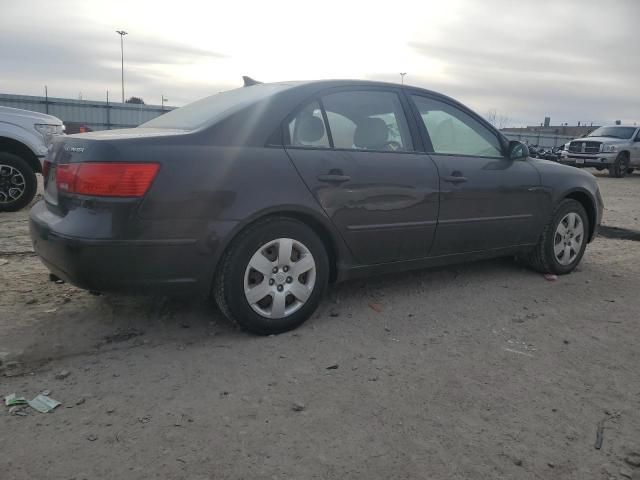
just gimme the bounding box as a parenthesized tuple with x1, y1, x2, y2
(0, 93, 175, 133)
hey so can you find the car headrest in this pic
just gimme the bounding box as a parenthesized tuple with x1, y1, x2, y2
(297, 116, 325, 143)
(354, 117, 388, 149)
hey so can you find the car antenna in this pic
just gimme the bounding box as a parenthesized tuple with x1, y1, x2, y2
(242, 76, 262, 87)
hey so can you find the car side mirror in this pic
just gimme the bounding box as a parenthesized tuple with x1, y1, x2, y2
(507, 140, 529, 160)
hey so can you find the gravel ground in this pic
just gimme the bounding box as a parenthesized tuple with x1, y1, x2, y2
(1, 171, 640, 480)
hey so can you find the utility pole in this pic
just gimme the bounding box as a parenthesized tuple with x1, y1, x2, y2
(116, 30, 128, 103)
(44, 85, 49, 114)
(161, 94, 168, 111)
(400, 72, 407, 85)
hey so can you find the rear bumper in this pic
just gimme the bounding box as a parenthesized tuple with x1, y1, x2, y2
(29, 201, 218, 296)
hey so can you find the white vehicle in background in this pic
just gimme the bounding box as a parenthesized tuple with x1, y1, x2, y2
(0, 106, 64, 211)
(559, 125, 640, 178)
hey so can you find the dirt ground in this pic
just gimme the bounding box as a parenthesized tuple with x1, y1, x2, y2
(1, 171, 640, 480)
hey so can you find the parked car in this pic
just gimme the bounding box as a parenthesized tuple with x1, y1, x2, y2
(559, 125, 640, 177)
(29, 80, 603, 334)
(0, 106, 65, 211)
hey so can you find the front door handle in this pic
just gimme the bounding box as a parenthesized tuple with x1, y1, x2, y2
(442, 175, 468, 184)
(317, 174, 351, 183)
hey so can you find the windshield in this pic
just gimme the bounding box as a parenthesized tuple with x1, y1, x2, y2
(140, 84, 291, 130)
(587, 126, 636, 139)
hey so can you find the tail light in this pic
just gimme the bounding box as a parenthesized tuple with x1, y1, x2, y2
(56, 162, 159, 197)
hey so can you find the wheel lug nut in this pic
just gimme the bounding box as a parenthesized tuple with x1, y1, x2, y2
(272, 267, 278, 274)
(286, 277, 292, 283)
(277, 285, 283, 292)
(283, 266, 289, 272)
(269, 279, 275, 286)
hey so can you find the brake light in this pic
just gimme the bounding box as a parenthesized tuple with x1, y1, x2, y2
(56, 162, 159, 197)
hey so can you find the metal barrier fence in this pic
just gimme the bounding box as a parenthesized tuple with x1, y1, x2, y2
(0, 93, 175, 131)
(502, 132, 576, 149)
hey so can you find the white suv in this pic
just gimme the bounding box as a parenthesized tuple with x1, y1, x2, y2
(0, 106, 65, 211)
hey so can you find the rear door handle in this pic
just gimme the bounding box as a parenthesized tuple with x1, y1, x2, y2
(317, 174, 351, 183)
(442, 175, 468, 184)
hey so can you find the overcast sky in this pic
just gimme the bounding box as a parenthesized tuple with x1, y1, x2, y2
(1, 0, 638, 126)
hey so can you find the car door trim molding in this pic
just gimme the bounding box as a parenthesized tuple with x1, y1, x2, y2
(346, 219, 438, 231)
(438, 213, 533, 225)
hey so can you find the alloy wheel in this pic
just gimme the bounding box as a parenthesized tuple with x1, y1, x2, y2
(553, 212, 584, 266)
(0, 164, 26, 204)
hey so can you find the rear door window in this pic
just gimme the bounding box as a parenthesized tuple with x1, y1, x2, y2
(321, 91, 413, 152)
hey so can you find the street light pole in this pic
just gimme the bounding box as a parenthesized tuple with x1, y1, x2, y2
(116, 30, 128, 103)
(400, 72, 407, 85)
(161, 94, 168, 111)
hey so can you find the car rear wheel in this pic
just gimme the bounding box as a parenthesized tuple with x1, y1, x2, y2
(608, 152, 629, 178)
(626, 168, 634, 175)
(522, 199, 589, 275)
(214, 217, 329, 335)
(0, 152, 38, 212)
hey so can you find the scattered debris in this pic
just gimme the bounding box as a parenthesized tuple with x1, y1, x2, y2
(513, 458, 523, 467)
(4, 393, 27, 407)
(76, 397, 86, 406)
(625, 453, 640, 468)
(620, 468, 633, 479)
(55, 369, 71, 380)
(329, 311, 339, 317)
(102, 328, 144, 344)
(384, 327, 391, 333)
(594, 411, 621, 449)
(543, 273, 558, 282)
(0, 259, 8, 266)
(28, 394, 61, 413)
(563, 340, 570, 345)
(326, 364, 339, 370)
(25, 298, 36, 305)
(9, 406, 29, 416)
(86, 434, 98, 442)
(502, 347, 534, 358)
(369, 303, 383, 313)
(138, 415, 151, 424)
(43, 308, 58, 313)
(292, 401, 306, 412)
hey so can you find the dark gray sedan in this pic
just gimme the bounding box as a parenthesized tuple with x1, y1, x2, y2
(29, 80, 603, 334)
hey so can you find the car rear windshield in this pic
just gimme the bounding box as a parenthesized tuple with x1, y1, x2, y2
(587, 126, 636, 139)
(140, 84, 291, 130)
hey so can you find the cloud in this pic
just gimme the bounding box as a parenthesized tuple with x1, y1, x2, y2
(0, 0, 638, 124)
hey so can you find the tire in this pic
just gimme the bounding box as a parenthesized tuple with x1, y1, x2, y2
(627, 168, 634, 175)
(214, 217, 329, 335)
(608, 152, 629, 178)
(0, 152, 38, 212)
(522, 199, 589, 275)
(595, 166, 605, 171)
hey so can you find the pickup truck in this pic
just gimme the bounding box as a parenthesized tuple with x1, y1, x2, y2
(0, 106, 65, 211)
(559, 125, 640, 178)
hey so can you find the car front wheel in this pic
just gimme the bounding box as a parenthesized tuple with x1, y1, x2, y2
(0, 152, 38, 212)
(523, 199, 589, 275)
(214, 217, 329, 335)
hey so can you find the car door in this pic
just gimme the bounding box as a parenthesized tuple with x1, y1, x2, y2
(284, 89, 440, 265)
(409, 94, 545, 256)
